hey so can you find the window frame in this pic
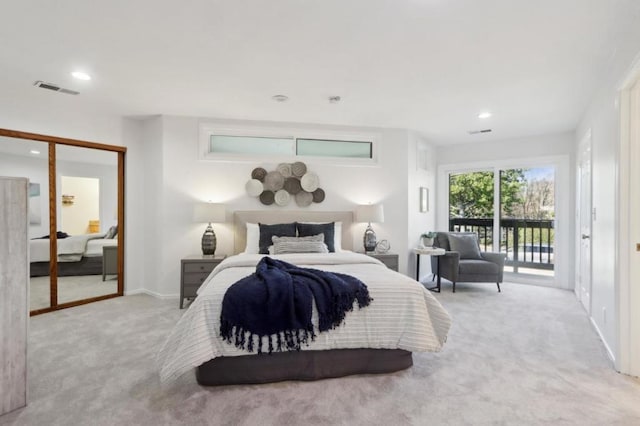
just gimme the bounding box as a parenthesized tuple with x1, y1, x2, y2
(199, 123, 379, 165)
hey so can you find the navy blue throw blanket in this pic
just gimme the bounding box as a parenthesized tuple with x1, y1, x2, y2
(220, 257, 373, 354)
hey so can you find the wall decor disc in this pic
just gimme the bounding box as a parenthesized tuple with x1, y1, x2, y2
(295, 191, 313, 207)
(251, 167, 267, 182)
(291, 161, 307, 177)
(300, 172, 319, 192)
(263, 171, 285, 191)
(259, 190, 275, 205)
(283, 177, 302, 194)
(276, 163, 292, 178)
(312, 188, 325, 203)
(274, 189, 291, 206)
(245, 179, 264, 197)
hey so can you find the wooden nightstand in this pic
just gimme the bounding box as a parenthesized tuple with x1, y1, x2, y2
(366, 253, 399, 271)
(180, 255, 226, 308)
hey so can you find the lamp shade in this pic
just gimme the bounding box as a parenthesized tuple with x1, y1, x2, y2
(355, 204, 384, 223)
(193, 203, 225, 223)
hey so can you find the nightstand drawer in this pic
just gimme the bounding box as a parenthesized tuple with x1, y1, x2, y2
(180, 255, 226, 308)
(183, 263, 216, 274)
(182, 272, 210, 286)
(182, 283, 201, 298)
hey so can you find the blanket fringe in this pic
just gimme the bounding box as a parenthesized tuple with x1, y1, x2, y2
(220, 319, 317, 354)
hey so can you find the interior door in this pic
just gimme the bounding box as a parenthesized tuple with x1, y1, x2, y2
(577, 133, 592, 313)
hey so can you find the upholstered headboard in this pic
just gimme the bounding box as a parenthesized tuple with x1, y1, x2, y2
(233, 211, 354, 254)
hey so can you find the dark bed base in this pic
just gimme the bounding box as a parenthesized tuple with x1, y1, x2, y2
(195, 348, 413, 386)
(30, 256, 103, 277)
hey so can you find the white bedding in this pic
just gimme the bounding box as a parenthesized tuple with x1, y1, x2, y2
(29, 233, 116, 262)
(157, 251, 452, 382)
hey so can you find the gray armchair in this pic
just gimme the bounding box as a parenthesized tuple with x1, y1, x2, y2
(430, 232, 506, 292)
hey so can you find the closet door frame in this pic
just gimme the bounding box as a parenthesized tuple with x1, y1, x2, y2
(0, 128, 126, 315)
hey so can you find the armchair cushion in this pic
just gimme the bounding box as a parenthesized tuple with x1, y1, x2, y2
(458, 259, 500, 275)
(447, 233, 482, 260)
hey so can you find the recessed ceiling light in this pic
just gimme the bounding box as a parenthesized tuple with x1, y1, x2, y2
(30, 149, 40, 155)
(71, 71, 91, 81)
(478, 112, 492, 119)
(272, 94, 289, 102)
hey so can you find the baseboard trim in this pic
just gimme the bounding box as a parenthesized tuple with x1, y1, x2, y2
(589, 316, 616, 365)
(124, 288, 178, 299)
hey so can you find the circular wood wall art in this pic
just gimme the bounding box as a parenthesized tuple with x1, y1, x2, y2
(295, 191, 313, 207)
(259, 190, 275, 205)
(274, 189, 291, 206)
(291, 161, 307, 177)
(263, 171, 285, 191)
(300, 172, 319, 192)
(245, 179, 264, 197)
(312, 188, 325, 203)
(251, 167, 267, 182)
(276, 163, 292, 178)
(283, 177, 302, 194)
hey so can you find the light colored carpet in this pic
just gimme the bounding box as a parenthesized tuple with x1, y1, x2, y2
(2, 283, 640, 426)
(30, 275, 118, 310)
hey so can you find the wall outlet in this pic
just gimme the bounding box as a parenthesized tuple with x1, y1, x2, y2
(602, 307, 607, 324)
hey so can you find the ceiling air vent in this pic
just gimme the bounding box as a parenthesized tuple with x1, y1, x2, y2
(33, 80, 79, 95)
(467, 129, 492, 135)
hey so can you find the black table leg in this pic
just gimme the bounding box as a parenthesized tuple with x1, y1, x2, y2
(416, 253, 420, 281)
(427, 255, 441, 293)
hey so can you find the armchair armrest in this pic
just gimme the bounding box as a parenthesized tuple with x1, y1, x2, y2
(480, 252, 506, 265)
(480, 252, 507, 282)
(432, 251, 460, 282)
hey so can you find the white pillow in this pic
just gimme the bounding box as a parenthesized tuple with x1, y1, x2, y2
(243, 223, 260, 254)
(297, 221, 343, 252)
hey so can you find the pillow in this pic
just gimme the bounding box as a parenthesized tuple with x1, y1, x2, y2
(447, 233, 482, 260)
(258, 222, 297, 254)
(272, 233, 324, 244)
(296, 222, 336, 252)
(244, 223, 260, 254)
(268, 234, 325, 254)
(105, 226, 118, 239)
(271, 238, 329, 255)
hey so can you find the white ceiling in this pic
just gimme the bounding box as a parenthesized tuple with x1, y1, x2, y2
(1, 0, 639, 145)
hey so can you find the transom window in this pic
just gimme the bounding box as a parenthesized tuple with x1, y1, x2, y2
(200, 125, 377, 163)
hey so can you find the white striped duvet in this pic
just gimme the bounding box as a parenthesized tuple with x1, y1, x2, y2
(157, 251, 452, 382)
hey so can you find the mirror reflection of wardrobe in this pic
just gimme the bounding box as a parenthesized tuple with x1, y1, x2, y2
(0, 129, 125, 315)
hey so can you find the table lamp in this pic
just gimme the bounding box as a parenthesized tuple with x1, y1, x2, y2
(355, 203, 384, 253)
(193, 202, 225, 255)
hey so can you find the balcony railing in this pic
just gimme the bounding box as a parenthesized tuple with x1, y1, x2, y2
(449, 217, 554, 272)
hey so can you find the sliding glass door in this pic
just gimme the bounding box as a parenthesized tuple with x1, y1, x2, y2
(448, 166, 556, 279)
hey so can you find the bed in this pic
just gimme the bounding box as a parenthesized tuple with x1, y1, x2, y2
(157, 211, 451, 385)
(29, 233, 118, 277)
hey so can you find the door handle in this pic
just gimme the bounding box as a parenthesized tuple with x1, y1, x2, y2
(582, 234, 590, 239)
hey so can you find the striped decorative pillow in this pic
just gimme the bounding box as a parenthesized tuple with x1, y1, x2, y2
(270, 234, 328, 254)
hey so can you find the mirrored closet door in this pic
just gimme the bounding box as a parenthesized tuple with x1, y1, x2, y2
(0, 128, 125, 315)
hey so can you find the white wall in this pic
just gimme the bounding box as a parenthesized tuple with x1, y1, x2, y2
(407, 132, 437, 281)
(575, 30, 640, 365)
(141, 115, 413, 297)
(436, 131, 575, 164)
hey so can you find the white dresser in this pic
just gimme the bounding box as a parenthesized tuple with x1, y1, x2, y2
(0, 177, 28, 415)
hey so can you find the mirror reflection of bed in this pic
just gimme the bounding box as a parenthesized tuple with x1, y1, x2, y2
(29, 144, 120, 310)
(29, 232, 119, 310)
